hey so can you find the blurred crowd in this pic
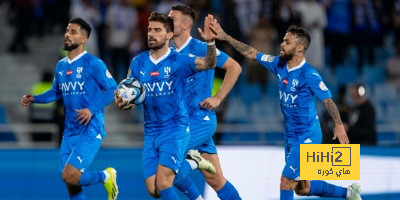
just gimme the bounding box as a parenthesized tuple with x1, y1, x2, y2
(3, 0, 400, 145)
(4, 0, 400, 81)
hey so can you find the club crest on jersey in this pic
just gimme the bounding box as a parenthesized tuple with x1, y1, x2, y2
(76, 67, 83, 78)
(282, 78, 289, 85)
(164, 66, 171, 78)
(268, 56, 274, 62)
(319, 81, 328, 91)
(290, 79, 299, 92)
(150, 71, 160, 76)
(66, 70, 73, 76)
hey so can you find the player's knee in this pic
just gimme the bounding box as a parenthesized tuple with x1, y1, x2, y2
(280, 176, 297, 190)
(205, 173, 225, 191)
(147, 189, 160, 199)
(295, 187, 310, 196)
(62, 170, 80, 185)
(155, 178, 173, 192)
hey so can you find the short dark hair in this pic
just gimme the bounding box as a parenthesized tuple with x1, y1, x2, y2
(171, 4, 195, 21)
(148, 11, 174, 33)
(286, 25, 311, 50)
(69, 17, 92, 38)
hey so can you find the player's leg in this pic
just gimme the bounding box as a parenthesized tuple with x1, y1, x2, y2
(294, 180, 361, 199)
(60, 135, 86, 199)
(154, 125, 192, 199)
(294, 126, 362, 200)
(280, 137, 300, 200)
(61, 128, 117, 200)
(174, 117, 216, 200)
(201, 152, 241, 200)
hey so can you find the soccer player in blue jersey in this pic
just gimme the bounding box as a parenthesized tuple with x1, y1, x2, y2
(209, 20, 362, 200)
(115, 12, 217, 199)
(21, 17, 119, 200)
(168, 5, 242, 200)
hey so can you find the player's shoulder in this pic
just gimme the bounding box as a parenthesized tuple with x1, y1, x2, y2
(57, 57, 68, 65)
(84, 53, 107, 67)
(302, 62, 320, 75)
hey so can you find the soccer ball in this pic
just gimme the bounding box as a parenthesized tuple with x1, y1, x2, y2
(116, 78, 146, 105)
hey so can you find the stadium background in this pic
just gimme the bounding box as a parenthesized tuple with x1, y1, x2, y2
(0, 0, 399, 199)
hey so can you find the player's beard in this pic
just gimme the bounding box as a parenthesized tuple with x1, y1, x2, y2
(279, 49, 294, 62)
(148, 38, 166, 51)
(63, 43, 79, 51)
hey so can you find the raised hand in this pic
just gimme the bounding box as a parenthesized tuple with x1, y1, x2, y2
(198, 14, 215, 42)
(209, 16, 228, 41)
(21, 94, 34, 108)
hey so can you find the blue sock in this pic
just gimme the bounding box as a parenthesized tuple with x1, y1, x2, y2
(159, 186, 179, 200)
(78, 170, 105, 186)
(69, 191, 86, 200)
(308, 180, 347, 198)
(175, 177, 202, 200)
(174, 160, 192, 184)
(280, 190, 294, 200)
(217, 180, 241, 200)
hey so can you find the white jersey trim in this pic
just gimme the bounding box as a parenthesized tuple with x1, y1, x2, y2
(149, 48, 171, 65)
(67, 51, 88, 64)
(287, 59, 306, 72)
(175, 36, 192, 52)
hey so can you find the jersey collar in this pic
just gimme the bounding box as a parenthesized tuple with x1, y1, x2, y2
(175, 36, 192, 52)
(67, 51, 87, 64)
(287, 59, 306, 72)
(149, 48, 171, 65)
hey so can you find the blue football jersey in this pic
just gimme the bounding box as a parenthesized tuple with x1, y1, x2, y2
(256, 52, 331, 137)
(128, 48, 198, 131)
(173, 37, 229, 117)
(34, 51, 117, 136)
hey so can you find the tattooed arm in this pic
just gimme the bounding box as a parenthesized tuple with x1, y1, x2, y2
(194, 41, 217, 71)
(209, 18, 258, 61)
(323, 98, 350, 144)
(195, 14, 217, 71)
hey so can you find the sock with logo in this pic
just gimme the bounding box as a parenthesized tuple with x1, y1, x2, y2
(78, 170, 106, 186)
(175, 177, 202, 200)
(217, 180, 241, 200)
(308, 180, 347, 198)
(69, 191, 86, 200)
(280, 189, 294, 200)
(159, 186, 179, 200)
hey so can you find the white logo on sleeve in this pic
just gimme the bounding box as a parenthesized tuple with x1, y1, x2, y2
(319, 81, 328, 91)
(106, 70, 112, 78)
(59, 71, 63, 76)
(261, 54, 269, 61)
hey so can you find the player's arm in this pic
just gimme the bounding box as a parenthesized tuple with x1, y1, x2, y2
(323, 98, 350, 144)
(77, 60, 117, 125)
(21, 73, 61, 108)
(195, 14, 217, 71)
(200, 57, 241, 110)
(115, 64, 136, 110)
(209, 17, 258, 61)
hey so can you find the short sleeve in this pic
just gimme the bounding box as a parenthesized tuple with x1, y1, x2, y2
(306, 70, 332, 101)
(215, 49, 229, 69)
(177, 53, 198, 78)
(91, 59, 117, 90)
(256, 52, 279, 75)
